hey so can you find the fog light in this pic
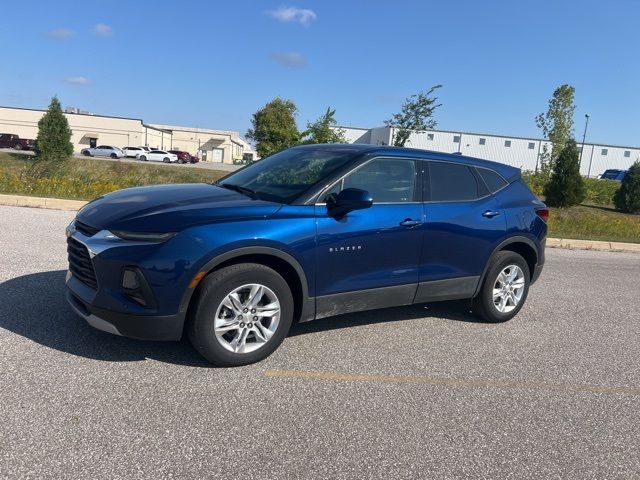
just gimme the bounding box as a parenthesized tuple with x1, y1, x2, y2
(122, 268, 140, 290)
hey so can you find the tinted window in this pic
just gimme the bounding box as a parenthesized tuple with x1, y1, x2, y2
(340, 158, 416, 203)
(429, 162, 479, 202)
(477, 167, 508, 193)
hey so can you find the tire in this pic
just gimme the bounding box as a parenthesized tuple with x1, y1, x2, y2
(13, 143, 22, 150)
(139, 155, 147, 161)
(163, 157, 170, 163)
(110, 153, 117, 159)
(472, 251, 530, 323)
(83, 150, 92, 156)
(188, 263, 294, 367)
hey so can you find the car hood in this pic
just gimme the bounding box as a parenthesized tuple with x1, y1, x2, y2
(76, 183, 282, 232)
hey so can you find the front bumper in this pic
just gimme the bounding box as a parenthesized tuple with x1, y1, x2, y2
(67, 288, 185, 341)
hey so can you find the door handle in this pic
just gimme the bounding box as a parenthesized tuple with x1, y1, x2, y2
(482, 210, 501, 218)
(399, 218, 422, 227)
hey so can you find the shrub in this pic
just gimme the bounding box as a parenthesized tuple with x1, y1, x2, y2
(582, 178, 619, 206)
(614, 160, 640, 214)
(543, 139, 585, 207)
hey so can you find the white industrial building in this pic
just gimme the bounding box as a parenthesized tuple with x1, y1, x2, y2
(338, 125, 639, 177)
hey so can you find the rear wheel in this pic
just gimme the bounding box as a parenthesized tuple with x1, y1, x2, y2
(472, 251, 530, 323)
(188, 263, 294, 366)
(13, 143, 22, 150)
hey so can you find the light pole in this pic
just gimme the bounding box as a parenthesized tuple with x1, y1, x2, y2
(579, 114, 590, 169)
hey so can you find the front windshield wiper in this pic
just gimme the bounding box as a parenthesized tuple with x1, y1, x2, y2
(219, 183, 258, 199)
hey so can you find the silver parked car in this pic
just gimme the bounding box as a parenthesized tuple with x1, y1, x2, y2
(81, 145, 124, 159)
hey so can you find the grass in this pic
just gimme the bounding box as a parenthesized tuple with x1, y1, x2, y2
(1, 151, 639, 243)
(548, 204, 640, 243)
(0, 152, 227, 201)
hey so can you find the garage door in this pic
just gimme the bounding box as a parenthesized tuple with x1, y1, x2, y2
(211, 148, 224, 162)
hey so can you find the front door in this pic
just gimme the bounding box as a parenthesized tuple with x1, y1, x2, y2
(315, 157, 424, 317)
(89, 138, 97, 148)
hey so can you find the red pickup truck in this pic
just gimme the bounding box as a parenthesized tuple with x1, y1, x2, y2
(0, 133, 36, 150)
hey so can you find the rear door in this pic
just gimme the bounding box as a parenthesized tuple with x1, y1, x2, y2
(415, 160, 506, 302)
(314, 157, 424, 316)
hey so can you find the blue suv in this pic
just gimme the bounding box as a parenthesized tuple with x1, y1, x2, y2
(66, 144, 548, 366)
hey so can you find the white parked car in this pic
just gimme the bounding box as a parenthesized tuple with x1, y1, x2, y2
(80, 145, 124, 158)
(138, 150, 178, 163)
(122, 146, 147, 158)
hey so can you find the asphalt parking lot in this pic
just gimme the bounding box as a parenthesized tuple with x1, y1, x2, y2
(1, 205, 639, 479)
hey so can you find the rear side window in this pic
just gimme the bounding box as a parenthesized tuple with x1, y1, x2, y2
(477, 167, 508, 193)
(428, 161, 479, 202)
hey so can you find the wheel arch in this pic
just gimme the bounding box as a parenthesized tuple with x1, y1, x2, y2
(474, 236, 539, 296)
(179, 247, 314, 327)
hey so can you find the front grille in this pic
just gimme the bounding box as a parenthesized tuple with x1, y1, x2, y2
(67, 237, 98, 289)
(75, 220, 100, 237)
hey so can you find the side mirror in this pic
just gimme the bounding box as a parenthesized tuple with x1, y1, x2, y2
(327, 188, 373, 217)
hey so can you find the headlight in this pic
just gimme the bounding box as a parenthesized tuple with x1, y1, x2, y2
(109, 231, 177, 242)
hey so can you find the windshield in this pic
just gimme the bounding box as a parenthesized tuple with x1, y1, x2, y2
(217, 147, 357, 203)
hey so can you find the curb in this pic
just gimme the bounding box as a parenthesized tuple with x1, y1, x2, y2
(546, 237, 640, 253)
(0, 193, 638, 253)
(0, 193, 86, 211)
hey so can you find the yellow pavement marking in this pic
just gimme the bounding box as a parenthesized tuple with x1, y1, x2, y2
(264, 370, 640, 395)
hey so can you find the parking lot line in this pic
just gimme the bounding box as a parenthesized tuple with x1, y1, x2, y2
(264, 369, 640, 395)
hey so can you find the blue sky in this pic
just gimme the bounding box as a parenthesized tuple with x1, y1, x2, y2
(1, 0, 639, 145)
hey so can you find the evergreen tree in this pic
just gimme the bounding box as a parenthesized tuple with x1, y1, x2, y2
(614, 160, 640, 213)
(302, 107, 346, 144)
(36, 96, 74, 164)
(246, 98, 300, 158)
(543, 139, 585, 207)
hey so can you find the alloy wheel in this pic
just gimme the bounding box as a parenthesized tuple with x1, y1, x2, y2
(492, 265, 525, 313)
(213, 283, 281, 354)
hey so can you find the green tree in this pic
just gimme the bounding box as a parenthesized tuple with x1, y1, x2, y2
(384, 85, 442, 147)
(535, 84, 576, 175)
(36, 96, 74, 164)
(246, 98, 300, 158)
(614, 160, 640, 213)
(543, 139, 585, 207)
(301, 107, 347, 144)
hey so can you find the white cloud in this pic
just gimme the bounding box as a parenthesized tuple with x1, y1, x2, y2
(47, 28, 75, 40)
(93, 23, 113, 36)
(270, 52, 306, 68)
(267, 6, 317, 26)
(64, 76, 91, 86)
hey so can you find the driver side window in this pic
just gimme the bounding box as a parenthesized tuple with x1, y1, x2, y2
(325, 158, 417, 203)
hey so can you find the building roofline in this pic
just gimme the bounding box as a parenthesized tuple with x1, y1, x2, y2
(0, 104, 145, 123)
(335, 125, 640, 151)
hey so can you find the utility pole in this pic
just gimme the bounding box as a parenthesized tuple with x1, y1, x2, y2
(579, 114, 590, 168)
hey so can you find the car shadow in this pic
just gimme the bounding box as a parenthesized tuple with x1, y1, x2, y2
(0, 270, 484, 365)
(0, 270, 211, 367)
(289, 299, 481, 337)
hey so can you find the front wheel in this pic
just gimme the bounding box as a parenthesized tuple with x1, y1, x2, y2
(472, 251, 530, 323)
(13, 143, 23, 150)
(163, 157, 170, 163)
(82, 150, 92, 156)
(110, 153, 117, 159)
(139, 155, 147, 161)
(188, 263, 294, 366)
